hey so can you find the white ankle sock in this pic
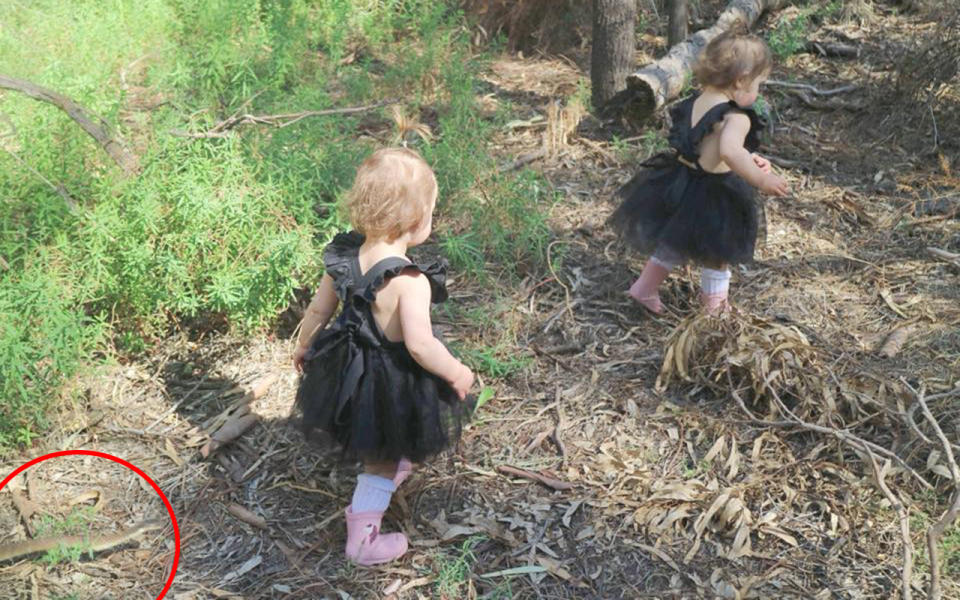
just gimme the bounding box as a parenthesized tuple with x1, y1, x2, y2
(351, 474, 396, 513)
(701, 268, 731, 295)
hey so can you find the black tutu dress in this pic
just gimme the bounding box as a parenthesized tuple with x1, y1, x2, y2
(611, 94, 767, 266)
(295, 232, 468, 463)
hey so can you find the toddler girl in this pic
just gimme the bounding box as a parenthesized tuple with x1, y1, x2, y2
(293, 147, 474, 565)
(612, 31, 790, 314)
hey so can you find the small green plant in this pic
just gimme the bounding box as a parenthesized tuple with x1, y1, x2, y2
(441, 231, 486, 278)
(481, 580, 515, 600)
(943, 524, 960, 577)
(40, 540, 94, 565)
(35, 506, 98, 565)
(440, 170, 554, 281)
(767, 11, 811, 59)
(36, 506, 97, 538)
(435, 535, 484, 598)
(640, 129, 669, 159)
(461, 344, 531, 379)
(611, 135, 637, 164)
(680, 71, 696, 97)
(474, 386, 495, 412)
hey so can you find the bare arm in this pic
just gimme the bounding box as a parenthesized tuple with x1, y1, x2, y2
(718, 113, 789, 196)
(293, 273, 339, 371)
(396, 272, 474, 399)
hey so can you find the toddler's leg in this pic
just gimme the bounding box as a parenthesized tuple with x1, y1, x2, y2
(700, 266, 731, 315)
(393, 457, 414, 487)
(629, 246, 681, 314)
(345, 462, 408, 565)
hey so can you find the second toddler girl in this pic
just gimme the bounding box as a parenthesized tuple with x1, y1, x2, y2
(612, 31, 790, 314)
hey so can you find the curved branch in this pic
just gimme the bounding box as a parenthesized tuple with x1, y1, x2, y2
(0, 74, 139, 175)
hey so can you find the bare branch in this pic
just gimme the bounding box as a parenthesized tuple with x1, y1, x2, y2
(912, 383, 960, 600)
(0, 74, 139, 175)
(170, 100, 398, 138)
(863, 447, 914, 600)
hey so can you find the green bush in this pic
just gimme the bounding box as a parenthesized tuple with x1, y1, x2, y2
(0, 0, 555, 450)
(0, 261, 102, 449)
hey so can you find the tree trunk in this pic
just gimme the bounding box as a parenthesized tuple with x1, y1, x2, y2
(668, 0, 689, 47)
(0, 74, 139, 175)
(624, 0, 789, 122)
(591, 0, 638, 109)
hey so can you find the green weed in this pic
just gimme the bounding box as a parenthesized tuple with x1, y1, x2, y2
(461, 344, 531, 379)
(435, 535, 484, 598)
(768, 13, 810, 59)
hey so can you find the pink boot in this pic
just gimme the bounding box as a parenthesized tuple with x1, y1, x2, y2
(393, 458, 413, 487)
(700, 291, 730, 315)
(345, 506, 408, 565)
(629, 259, 672, 314)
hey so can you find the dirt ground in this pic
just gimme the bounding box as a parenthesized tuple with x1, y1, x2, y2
(2, 3, 959, 599)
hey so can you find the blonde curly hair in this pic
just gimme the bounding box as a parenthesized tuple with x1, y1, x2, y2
(693, 30, 772, 89)
(344, 147, 437, 241)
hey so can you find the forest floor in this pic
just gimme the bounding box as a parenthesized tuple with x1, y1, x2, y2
(1, 3, 959, 600)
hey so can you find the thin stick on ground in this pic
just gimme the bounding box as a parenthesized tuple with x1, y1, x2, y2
(862, 446, 913, 600)
(909, 381, 960, 600)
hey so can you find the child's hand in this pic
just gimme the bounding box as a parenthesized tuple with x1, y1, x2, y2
(751, 153, 772, 174)
(759, 172, 789, 197)
(450, 365, 475, 401)
(293, 344, 309, 373)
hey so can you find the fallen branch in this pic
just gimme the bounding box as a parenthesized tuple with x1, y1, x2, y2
(500, 148, 548, 172)
(0, 74, 139, 175)
(170, 101, 396, 138)
(863, 447, 913, 600)
(776, 87, 866, 111)
(496, 465, 574, 491)
(765, 80, 858, 96)
(804, 41, 860, 58)
(927, 247, 960, 267)
(227, 503, 268, 530)
(913, 384, 960, 600)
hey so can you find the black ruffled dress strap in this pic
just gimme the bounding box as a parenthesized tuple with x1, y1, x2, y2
(322, 231, 450, 304)
(356, 256, 449, 304)
(323, 231, 365, 301)
(665, 94, 767, 167)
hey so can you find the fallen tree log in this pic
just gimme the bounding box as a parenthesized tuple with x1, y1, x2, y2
(622, 0, 789, 122)
(0, 74, 139, 175)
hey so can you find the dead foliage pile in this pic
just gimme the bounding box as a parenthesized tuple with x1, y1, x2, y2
(656, 311, 837, 423)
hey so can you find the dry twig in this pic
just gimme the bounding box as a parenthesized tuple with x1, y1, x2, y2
(171, 101, 396, 138)
(910, 382, 960, 600)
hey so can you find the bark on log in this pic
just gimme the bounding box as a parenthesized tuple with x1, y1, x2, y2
(0, 74, 139, 175)
(591, 0, 638, 109)
(624, 0, 789, 121)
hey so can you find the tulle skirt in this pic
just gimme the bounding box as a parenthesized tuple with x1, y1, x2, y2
(611, 158, 765, 266)
(295, 327, 468, 463)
